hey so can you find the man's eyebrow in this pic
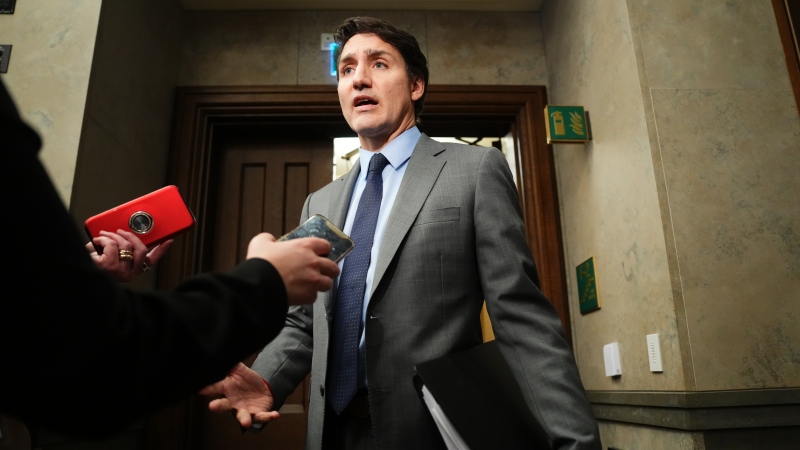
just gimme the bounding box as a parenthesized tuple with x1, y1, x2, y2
(339, 49, 392, 64)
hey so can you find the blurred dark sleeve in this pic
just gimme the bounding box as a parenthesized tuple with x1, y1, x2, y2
(0, 78, 288, 436)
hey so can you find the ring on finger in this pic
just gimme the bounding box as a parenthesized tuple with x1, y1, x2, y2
(119, 250, 134, 261)
(141, 261, 151, 272)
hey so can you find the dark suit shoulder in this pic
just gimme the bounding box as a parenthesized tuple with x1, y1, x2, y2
(434, 142, 507, 170)
(435, 140, 498, 159)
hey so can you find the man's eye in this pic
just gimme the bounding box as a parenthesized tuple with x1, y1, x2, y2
(375, 62, 386, 68)
(341, 67, 353, 75)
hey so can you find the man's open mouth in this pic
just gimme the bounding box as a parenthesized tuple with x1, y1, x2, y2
(354, 97, 377, 107)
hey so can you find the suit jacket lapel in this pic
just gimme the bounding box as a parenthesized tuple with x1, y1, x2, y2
(323, 159, 360, 316)
(328, 159, 360, 228)
(370, 134, 446, 297)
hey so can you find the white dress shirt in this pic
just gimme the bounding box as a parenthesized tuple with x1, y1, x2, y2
(340, 126, 421, 388)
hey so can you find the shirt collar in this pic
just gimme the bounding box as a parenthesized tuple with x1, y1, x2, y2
(357, 127, 420, 180)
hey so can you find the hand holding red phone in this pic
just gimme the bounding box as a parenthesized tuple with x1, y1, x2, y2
(84, 185, 195, 282)
(87, 229, 172, 283)
(84, 185, 196, 250)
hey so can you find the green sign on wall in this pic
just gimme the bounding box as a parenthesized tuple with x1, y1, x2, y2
(545, 105, 589, 144)
(576, 256, 600, 314)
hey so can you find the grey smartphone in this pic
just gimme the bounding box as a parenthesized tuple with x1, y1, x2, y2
(278, 214, 354, 263)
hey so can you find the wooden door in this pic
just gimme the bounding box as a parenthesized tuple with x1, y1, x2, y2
(149, 85, 570, 450)
(191, 131, 333, 450)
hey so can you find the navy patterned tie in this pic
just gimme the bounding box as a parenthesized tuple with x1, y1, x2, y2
(328, 152, 389, 414)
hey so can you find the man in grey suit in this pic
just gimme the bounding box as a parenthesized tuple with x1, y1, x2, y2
(201, 16, 601, 449)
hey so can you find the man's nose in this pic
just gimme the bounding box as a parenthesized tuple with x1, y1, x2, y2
(352, 65, 370, 89)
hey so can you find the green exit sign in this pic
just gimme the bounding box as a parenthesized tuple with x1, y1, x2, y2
(545, 105, 589, 144)
(576, 256, 600, 314)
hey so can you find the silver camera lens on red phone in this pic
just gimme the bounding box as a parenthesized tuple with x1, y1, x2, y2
(129, 211, 154, 234)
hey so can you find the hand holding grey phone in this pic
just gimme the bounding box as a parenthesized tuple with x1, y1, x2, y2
(278, 214, 354, 263)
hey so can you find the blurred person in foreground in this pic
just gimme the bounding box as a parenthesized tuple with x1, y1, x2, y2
(0, 77, 340, 437)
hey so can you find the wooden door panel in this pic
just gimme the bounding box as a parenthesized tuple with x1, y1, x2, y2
(195, 133, 332, 450)
(213, 143, 331, 271)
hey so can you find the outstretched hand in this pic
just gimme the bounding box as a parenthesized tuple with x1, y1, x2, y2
(200, 362, 279, 428)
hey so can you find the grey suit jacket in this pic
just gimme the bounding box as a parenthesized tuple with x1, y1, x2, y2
(252, 134, 601, 449)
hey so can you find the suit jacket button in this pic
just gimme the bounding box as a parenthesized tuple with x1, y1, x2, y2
(319, 385, 325, 397)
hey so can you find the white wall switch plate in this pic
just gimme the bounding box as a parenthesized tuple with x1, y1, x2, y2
(603, 342, 622, 377)
(320, 33, 334, 50)
(646, 334, 663, 372)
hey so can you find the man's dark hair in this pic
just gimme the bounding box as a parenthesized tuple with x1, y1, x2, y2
(333, 16, 429, 122)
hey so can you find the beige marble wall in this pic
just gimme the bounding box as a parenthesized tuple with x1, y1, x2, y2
(425, 11, 548, 86)
(542, 0, 684, 391)
(0, 0, 102, 206)
(179, 11, 303, 86)
(544, 0, 800, 396)
(179, 10, 428, 86)
(178, 10, 548, 86)
(628, 0, 800, 391)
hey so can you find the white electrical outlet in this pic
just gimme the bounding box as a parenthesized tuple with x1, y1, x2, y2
(320, 33, 334, 50)
(646, 334, 663, 372)
(603, 342, 622, 377)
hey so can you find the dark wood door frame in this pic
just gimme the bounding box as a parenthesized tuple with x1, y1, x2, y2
(159, 84, 571, 345)
(159, 84, 571, 340)
(773, 0, 800, 115)
(151, 84, 571, 450)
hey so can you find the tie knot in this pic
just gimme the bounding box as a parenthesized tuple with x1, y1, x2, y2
(367, 153, 390, 174)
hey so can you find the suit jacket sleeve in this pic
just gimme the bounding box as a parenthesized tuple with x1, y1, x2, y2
(475, 148, 601, 449)
(249, 193, 317, 407)
(1, 79, 289, 437)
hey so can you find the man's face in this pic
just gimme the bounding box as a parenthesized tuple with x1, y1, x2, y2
(337, 33, 425, 150)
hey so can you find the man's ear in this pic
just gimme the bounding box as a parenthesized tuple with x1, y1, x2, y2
(410, 76, 425, 101)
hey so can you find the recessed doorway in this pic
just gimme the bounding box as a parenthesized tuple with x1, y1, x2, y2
(146, 84, 570, 450)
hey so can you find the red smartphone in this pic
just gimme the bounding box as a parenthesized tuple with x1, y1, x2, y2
(84, 185, 196, 251)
